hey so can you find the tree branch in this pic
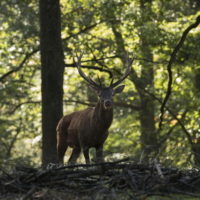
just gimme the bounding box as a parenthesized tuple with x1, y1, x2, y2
(64, 99, 140, 110)
(145, 89, 193, 145)
(8, 101, 40, 115)
(0, 22, 100, 82)
(65, 63, 113, 78)
(63, 23, 100, 42)
(7, 98, 140, 116)
(158, 110, 188, 146)
(0, 48, 39, 82)
(159, 15, 200, 129)
(114, 101, 140, 110)
(6, 121, 22, 157)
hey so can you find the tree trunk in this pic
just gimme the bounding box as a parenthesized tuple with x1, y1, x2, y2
(39, 0, 64, 167)
(195, 69, 200, 95)
(191, 141, 200, 166)
(111, 0, 158, 162)
(138, 64, 157, 160)
(138, 0, 158, 161)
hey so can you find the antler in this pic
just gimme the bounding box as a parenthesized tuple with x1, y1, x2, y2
(110, 56, 133, 88)
(74, 53, 100, 88)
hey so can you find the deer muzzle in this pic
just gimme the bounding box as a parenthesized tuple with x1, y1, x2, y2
(104, 100, 113, 109)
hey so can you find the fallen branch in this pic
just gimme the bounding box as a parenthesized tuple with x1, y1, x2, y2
(1, 159, 200, 199)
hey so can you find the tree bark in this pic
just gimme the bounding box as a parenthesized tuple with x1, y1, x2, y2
(191, 142, 200, 166)
(138, 56, 157, 160)
(39, 0, 64, 167)
(138, 0, 158, 161)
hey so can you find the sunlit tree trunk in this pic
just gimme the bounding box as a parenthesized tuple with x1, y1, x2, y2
(39, 0, 64, 167)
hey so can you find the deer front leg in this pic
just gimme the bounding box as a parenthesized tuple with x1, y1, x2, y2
(68, 147, 81, 165)
(83, 147, 90, 164)
(96, 146, 104, 163)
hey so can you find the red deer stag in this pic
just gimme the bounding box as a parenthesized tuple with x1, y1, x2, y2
(57, 54, 133, 164)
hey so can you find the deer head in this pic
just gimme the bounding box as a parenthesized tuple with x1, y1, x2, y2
(75, 53, 133, 110)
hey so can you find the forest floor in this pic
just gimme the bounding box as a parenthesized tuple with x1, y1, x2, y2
(0, 158, 200, 200)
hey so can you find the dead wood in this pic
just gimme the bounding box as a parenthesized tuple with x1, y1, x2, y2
(0, 159, 200, 199)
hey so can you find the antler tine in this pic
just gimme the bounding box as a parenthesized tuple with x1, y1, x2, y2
(97, 75, 102, 87)
(110, 56, 134, 88)
(74, 52, 100, 88)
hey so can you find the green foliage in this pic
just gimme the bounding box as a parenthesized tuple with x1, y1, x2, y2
(0, 0, 200, 167)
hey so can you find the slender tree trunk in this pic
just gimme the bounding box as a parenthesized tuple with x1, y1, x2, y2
(191, 141, 200, 166)
(138, 53, 157, 160)
(39, 0, 64, 167)
(195, 69, 200, 95)
(138, 0, 158, 161)
(111, 2, 158, 161)
(192, 59, 200, 166)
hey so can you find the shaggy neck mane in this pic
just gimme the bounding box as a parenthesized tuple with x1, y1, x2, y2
(93, 100, 113, 130)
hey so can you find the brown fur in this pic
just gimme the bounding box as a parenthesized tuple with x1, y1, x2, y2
(57, 100, 113, 164)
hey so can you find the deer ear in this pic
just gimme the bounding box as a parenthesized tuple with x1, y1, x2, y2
(113, 85, 125, 94)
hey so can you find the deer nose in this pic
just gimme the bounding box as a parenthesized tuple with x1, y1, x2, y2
(104, 100, 112, 109)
